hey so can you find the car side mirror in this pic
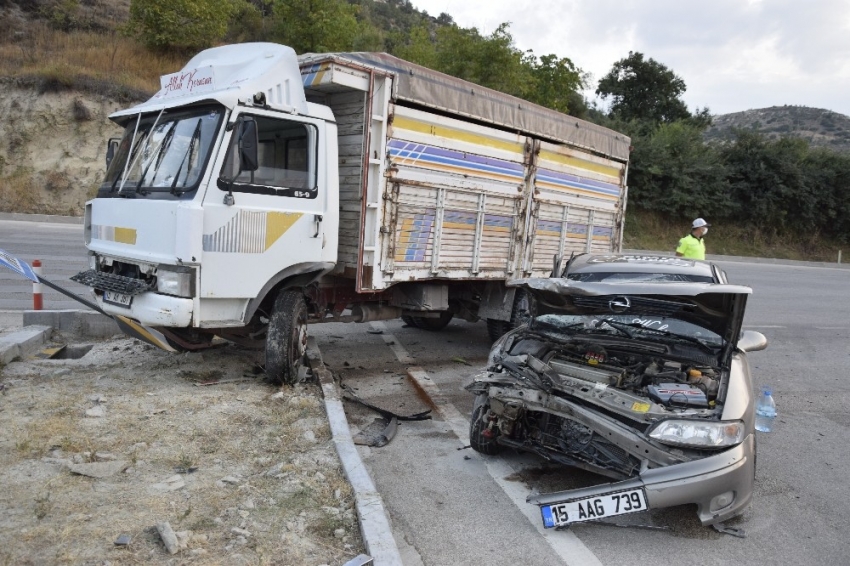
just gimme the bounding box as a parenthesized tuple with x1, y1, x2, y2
(238, 117, 259, 173)
(737, 330, 768, 352)
(105, 137, 120, 169)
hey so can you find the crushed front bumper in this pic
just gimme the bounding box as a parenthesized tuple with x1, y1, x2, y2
(527, 434, 755, 526)
(98, 291, 193, 328)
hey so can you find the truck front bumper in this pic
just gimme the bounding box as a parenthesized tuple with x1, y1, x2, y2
(527, 434, 755, 526)
(98, 291, 194, 328)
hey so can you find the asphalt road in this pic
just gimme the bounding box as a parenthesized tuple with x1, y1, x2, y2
(0, 219, 89, 310)
(3, 219, 850, 565)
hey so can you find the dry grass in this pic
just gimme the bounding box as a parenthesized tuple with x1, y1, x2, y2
(0, 21, 183, 95)
(624, 208, 848, 263)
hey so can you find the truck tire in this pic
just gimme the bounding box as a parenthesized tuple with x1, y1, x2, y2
(486, 319, 510, 342)
(265, 289, 308, 386)
(407, 310, 453, 331)
(485, 289, 529, 342)
(470, 395, 502, 455)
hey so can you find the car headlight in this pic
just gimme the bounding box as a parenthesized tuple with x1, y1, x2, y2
(649, 419, 745, 448)
(156, 265, 194, 298)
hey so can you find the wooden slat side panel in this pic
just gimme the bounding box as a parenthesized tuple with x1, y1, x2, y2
(327, 91, 366, 276)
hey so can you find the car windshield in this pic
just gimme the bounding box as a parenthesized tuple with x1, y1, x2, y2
(532, 313, 723, 347)
(101, 106, 224, 196)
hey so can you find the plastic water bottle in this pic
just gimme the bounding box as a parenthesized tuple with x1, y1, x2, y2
(755, 387, 777, 432)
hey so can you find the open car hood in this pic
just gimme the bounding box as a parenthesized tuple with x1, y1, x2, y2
(508, 278, 751, 361)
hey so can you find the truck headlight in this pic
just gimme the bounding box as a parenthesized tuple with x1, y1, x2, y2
(156, 265, 194, 298)
(649, 420, 745, 448)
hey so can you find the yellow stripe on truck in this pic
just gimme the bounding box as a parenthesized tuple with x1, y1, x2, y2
(392, 115, 524, 155)
(265, 212, 303, 251)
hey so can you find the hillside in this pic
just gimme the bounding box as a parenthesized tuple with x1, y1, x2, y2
(705, 105, 850, 152)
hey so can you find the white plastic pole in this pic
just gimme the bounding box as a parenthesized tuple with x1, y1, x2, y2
(32, 259, 44, 310)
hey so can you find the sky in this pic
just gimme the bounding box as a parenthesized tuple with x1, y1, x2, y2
(409, 0, 850, 117)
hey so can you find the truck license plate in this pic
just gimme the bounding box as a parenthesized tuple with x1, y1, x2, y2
(541, 488, 648, 528)
(103, 291, 132, 308)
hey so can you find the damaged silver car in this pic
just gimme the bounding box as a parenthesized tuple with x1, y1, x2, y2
(466, 255, 767, 530)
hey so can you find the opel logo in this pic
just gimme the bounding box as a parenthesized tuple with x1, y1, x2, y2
(609, 296, 631, 313)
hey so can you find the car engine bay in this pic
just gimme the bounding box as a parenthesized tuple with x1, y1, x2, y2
(470, 335, 730, 478)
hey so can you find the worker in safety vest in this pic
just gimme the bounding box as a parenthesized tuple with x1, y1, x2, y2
(676, 218, 710, 260)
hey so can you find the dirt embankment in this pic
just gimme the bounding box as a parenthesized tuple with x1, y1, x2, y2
(0, 336, 364, 564)
(0, 81, 127, 216)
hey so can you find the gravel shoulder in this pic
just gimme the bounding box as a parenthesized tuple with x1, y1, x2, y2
(0, 335, 365, 565)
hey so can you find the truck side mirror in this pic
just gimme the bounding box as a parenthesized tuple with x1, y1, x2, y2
(238, 118, 259, 172)
(105, 138, 120, 169)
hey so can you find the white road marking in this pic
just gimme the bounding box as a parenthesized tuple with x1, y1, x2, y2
(406, 367, 603, 566)
(370, 321, 603, 566)
(370, 321, 415, 363)
(814, 327, 848, 330)
(743, 325, 786, 328)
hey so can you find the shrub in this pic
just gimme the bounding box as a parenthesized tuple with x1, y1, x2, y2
(127, 0, 235, 53)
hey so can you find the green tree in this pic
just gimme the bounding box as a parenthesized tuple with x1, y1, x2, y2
(720, 131, 812, 232)
(393, 23, 437, 69)
(526, 54, 588, 116)
(596, 51, 692, 124)
(128, 0, 235, 52)
(628, 121, 729, 218)
(272, 0, 361, 53)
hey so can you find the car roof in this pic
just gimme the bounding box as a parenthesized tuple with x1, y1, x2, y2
(567, 254, 716, 277)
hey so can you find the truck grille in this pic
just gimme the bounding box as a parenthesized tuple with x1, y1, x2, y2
(71, 269, 152, 295)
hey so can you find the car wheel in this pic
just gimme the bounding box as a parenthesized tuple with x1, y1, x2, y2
(470, 395, 502, 455)
(265, 289, 308, 386)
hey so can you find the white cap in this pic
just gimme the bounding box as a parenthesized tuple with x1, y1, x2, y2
(692, 218, 711, 228)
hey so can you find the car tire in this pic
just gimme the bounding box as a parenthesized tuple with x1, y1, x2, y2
(265, 289, 308, 386)
(470, 395, 502, 455)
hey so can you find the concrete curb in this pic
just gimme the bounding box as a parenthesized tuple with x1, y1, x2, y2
(23, 310, 119, 339)
(0, 325, 52, 365)
(0, 212, 83, 225)
(306, 337, 403, 566)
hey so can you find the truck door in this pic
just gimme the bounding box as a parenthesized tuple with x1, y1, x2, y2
(199, 110, 335, 324)
(523, 139, 628, 276)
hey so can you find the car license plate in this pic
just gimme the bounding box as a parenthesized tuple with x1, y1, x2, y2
(540, 488, 648, 528)
(103, 291, 132, 308)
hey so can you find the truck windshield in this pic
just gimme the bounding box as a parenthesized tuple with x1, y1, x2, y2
(100, 106, 224, 198)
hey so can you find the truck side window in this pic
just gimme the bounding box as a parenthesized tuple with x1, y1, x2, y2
(219, 115, 318, 199)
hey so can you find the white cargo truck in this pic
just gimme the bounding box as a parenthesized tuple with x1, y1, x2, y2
(72, 43, 631, 384)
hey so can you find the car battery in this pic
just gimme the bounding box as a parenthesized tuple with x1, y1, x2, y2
(647, 383, 709, 408)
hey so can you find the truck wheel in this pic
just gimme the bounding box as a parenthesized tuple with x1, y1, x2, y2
(265, 289, 308, 386)
(486, 319, 510, 341)
(485, 289, 529, 342)
(470, 395, 502, 455)
(408, 311, 453, 331)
